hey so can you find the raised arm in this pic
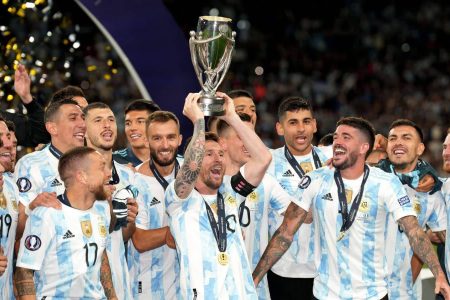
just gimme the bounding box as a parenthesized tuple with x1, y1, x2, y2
(15, 267, 36, 300)
(174, 93, 205, 199)
(217, 92, 272, 186)
(252, 202, 308, 286)
(399, 216, 450, 297)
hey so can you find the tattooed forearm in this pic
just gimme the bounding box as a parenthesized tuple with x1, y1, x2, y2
(15, 267, 36, 297)
(400, 216, 444, 278)
(100, 252, 117, 300)
(175, 118, 205, 199)
(253, 203, 307, 285)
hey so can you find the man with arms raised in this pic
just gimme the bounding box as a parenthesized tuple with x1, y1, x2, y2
(15, 147, 117, 299)
(266, 97, 330, 299)
(128, 110, 182, 299)
(14, 99, 86, 238)
(84, 102, 139, 300)
(253, 117, 450, 300)
(165, 92, 271, 299)
(216, 113, 293, 299)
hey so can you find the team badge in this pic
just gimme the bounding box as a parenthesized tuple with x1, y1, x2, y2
(98, 222, 107, 238)
(210, 202, 218, 214)
(298, 176, 311, 189)
(80, 220, 93, 238)
(300, 162, 313, 174)
(248, 191, 258, 203)
(24, 235, 41, 251)
(17, 177, 32, 192)
(11, 199, 18, 211)
(359, 199, 369, 213)
(345, 189, 353, 204)
(225, 195, 237, 206)
(217, 252, 229, 265)
(0, 193, 6, 209)
(413, 199, 421, 214)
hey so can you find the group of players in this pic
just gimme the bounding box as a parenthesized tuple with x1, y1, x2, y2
(0, 79, 449, 300)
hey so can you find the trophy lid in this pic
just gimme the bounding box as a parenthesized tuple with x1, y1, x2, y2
(200, 16, 232, 23)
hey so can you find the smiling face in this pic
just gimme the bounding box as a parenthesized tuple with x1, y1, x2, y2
(276, 109, 317, 156)
(332, 125, 368, 170)
(125, 110, 150, 150)
(387, 125, 424, 173)
(47, 104, 86, 152)
(147, 120, 182, 167)
(85, 107, 117, 151)
(199, 140, 226, 190)
(442, 133, 450, 173)
(0, 121, 12, 173)
(84, 151, 112, 200)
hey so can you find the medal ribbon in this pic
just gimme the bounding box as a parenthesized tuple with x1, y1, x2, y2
(149, 159, 179, 191)
(204, 192, 227, 253)
(284, 146, 322, 178)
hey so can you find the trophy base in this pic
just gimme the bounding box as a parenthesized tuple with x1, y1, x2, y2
(198, 96, 225, 117)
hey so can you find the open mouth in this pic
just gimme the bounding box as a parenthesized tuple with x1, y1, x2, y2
(130, 133, 142, 141)
(101, 130, 114, 141)
(295, 135, 307, 144)
(74, 132, 85, 141)
(333, 146, 346, 157)
(210, 166, 222, 180)
(392, 147, 407, 155)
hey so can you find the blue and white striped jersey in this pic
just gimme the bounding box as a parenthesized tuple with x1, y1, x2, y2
(17, 200, 111, 299)
(237, 173, 292, 300)
(267, 145, 330, 278)
(386, 185, 446, 300)
(14, 145, 65, 208)
(442, 178, 450, 282)
(108, 162, 134, 300)
(128, 166, 179, 299)
(165, 176, 257, 300)
(0, 175, 19, 300)
(293, 166, 414, 300)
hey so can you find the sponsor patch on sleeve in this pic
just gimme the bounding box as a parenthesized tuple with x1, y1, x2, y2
(397, 195, 410, 206)
(17, 177, 32, 192)
(24, 235, 42, 251)
(298, 175, 311, 189)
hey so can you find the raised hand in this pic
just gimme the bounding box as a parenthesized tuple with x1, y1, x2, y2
(14, 64, 33, 104)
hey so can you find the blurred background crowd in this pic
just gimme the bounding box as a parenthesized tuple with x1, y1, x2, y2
(1, 0, 449, 173)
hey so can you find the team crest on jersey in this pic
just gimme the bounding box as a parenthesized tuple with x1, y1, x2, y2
(413, 198, 422, 214)
(300, 162, 313, 174)
(345, 189, 353, 204)
(298, 176, 311, 189)
(358, 199, 370, 213)
(98, 219, 107, 238)
(11, 199, 18, 211)
(225, 194, 237, 206)
(0, 193, 6, 209)
(80, 220, 93, 238)
(17, 177, 32, 192)
(247, 191, 258, 203)
(24, 235, 41, 251)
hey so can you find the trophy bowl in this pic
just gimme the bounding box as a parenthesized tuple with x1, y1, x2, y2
(189, 16, 236, 116)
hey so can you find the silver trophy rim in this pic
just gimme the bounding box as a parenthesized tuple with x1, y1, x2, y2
(200, 16, 232, 22)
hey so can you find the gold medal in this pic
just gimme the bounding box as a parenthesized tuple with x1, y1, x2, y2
(337, 231, 345, 241)
(217, 252, 229, 265)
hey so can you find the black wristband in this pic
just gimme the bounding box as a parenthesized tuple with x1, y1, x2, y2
(231, 171, 256, 197)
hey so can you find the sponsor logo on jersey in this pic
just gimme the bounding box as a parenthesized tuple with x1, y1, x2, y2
(321, 193, 333, 201)
(150, 197, 161, 206)
(62, 230, 75, 239)
(17, 177, 32, 192)
(24, 235, 41, 251)
(50, 178, 62, 187)
(80, 220, 93, 238)
(282, 170, 295, 177)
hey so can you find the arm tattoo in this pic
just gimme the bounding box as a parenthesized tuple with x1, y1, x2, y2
(15, 267, 36, 296)
(100, 251, 117, 300)
(400, 216, 443, 278)
(174, 118, 205, 198)
(253, 203, 307, 284)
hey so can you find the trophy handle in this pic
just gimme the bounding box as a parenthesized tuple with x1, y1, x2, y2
(189, 31, 205, 88)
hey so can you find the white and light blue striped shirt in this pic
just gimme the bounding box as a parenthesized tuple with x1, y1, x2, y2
(17, 200, 111, 299)
(294, 166, 414, 300)
(165, 176, 257, 300)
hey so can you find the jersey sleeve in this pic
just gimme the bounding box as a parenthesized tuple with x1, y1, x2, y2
(165, 181, 195, 217)
(16, 207, 55, 270)
(427, 192, 447, 232)
(291, 172, 321, 212)
(383, 175, 415, 222)
(267, 175, 293, 215)
(14, 157, 41, 209)
(135, 186, 150, 230)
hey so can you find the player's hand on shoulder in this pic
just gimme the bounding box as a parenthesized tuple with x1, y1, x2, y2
(29, 192, 61, 211)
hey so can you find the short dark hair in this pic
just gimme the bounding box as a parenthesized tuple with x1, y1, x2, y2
(216, 113, 252, 137)
(5, 120, 15, 132)
(45, 98, 79, 122)
(146, 111, 180, 131)
(125, 99, 160, 116)
(278, 96, 313, 120)
(183, 132, 219, 153)
(228, 89, 253, 100)
(389, 119, 424, 142)
(51, 85, 85, 103)
(336, 117, 375, 158)
(318, 133, 334, 147)
(83, 102, 111, 117)
(58, 146, 96, 185)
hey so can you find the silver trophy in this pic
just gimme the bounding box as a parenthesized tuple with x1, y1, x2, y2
(189, 16, 236, 116)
